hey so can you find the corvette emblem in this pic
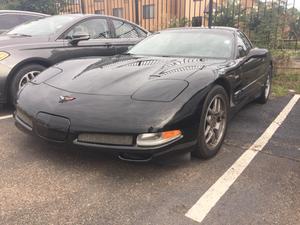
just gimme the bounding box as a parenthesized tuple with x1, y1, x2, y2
(59, 96, 76, 103)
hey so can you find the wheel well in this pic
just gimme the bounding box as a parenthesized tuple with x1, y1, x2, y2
(5, 59, 51, 100)
(214, 78, 231, 100)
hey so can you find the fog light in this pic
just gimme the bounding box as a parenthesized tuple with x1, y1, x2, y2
(137, 130, 182, 147)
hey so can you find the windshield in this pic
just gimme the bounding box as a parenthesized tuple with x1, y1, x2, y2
(7, 15, 78, 36)
(128, 30, 234, 59)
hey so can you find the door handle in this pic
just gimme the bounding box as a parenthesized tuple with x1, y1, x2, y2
(105, 43, 113, 48)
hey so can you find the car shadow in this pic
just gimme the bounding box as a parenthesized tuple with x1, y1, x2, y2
(0, 104, 14, 116)
(19, 134, 194, 177)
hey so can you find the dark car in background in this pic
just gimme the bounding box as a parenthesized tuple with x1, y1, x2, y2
(0, 14, 149, 105)
(15, 27, 272, 162)
(0, 10, 48, 34)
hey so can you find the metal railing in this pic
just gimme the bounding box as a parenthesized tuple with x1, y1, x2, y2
(2, 0, 299, 49)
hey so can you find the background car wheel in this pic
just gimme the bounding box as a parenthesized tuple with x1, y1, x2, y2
(192, 85, 229, 159)
(10, 64, 46, 104)
(256, 66, 272, 104)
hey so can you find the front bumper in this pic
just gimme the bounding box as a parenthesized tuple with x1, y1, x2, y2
(14, 111, 197, 161)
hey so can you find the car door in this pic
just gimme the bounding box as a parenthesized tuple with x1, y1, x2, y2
(59, 17, 116, 60)
(110, 19, 148, 54)
(236, 31, 264, 100)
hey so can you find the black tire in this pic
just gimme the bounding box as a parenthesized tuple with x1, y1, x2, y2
(192, 85, 229, 159)
(256, 66, 272, 104)
(10, 64, 46, 104)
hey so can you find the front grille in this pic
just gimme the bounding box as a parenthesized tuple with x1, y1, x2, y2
(78, 133, 134, 146)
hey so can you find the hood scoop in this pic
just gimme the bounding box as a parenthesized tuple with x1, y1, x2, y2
(150, 64, 205, 79)
(100, 58, 160, 69)
(124, 59, 160, 67)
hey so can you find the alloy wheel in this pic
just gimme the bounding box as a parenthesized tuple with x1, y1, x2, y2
(265, 72, 271, 99)
(204, 95, 227, 150)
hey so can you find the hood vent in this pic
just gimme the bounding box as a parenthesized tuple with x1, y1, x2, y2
(150, 65, 205, 78)
(101, 58, 138, 69)
(161, 58, 203, 69)
(125, 59, 160, 67)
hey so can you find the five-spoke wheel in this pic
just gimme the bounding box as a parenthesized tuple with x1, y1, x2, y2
(10, 64, 46, 104)
(204, 95, 227, 150)
(193, 85, 229, 159)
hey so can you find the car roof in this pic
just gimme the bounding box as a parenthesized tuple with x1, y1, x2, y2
(0, 10, 49, 17)
(67, 14, 150, 33)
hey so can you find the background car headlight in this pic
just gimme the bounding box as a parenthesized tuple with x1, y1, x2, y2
(137, 130, 182, 147)
(0, 51, 9, 61)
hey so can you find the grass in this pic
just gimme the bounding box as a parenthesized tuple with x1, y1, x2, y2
(272, 70, 300, 96)
(271, 49, 300, 61)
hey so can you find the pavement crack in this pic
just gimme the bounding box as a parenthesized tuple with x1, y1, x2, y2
(256, 149, 300, 163)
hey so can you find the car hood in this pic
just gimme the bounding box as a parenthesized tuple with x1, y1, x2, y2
(45, 55, 226, 96)
(0, 34, 49, 49)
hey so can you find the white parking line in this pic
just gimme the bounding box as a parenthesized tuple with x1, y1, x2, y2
(0, 114, 13, 120)
(185, 94, 300, 224)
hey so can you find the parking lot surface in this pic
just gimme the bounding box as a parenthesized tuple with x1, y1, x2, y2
(0, 95, 299, 225)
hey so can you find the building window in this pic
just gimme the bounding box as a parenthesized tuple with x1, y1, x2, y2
(192, 16, 202, 27)
(95, 10, 105, 14)
(143, 4, 155, 19)
(70, 0, 80, 4)
(113, 8, 123, 18)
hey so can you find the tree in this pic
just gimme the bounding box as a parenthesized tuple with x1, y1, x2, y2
(213, 0, 300, 49)
(0, 0, 67, 14)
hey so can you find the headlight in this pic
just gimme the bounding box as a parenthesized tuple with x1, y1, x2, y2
(0, 51, 9, 61)
(137, 130, 182, 147)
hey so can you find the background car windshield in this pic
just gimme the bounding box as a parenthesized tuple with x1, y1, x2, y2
(7, 15, 76, 36)
(129, 31, 234, 58)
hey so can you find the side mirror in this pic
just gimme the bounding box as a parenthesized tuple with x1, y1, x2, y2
(238, 45, 247, 58)
(69, 32, 90, 45)
(248, 48, 268, 59)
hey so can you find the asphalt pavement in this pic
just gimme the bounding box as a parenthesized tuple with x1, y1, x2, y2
(0, 95, 299, 225)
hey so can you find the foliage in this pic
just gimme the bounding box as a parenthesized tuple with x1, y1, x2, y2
(0, 0, 66, 14)
(272, 70, 300, 96)
(168, 17, 190, 28)
(213, 0, 300, 50)
(287, 8, 300, 40)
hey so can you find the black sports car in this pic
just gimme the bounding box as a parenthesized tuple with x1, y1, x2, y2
(15, 27, 272, 162)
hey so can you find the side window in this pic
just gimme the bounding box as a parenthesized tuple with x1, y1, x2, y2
(239, 32, 252, 50)
(66, 18, 110, 39)
(135, 27, 147, 38)
(236, 33, 249, 58)
(112, 20, 139, 38)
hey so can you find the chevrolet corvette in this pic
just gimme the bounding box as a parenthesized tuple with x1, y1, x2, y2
(15, 27, 272, 162)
